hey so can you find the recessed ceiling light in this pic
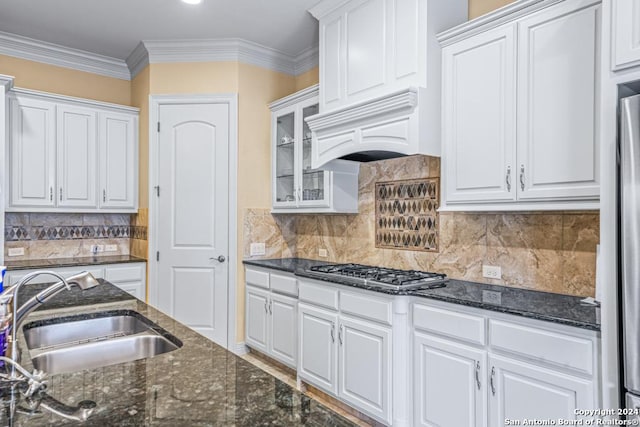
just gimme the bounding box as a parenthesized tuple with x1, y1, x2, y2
(182, 0, 202, 4)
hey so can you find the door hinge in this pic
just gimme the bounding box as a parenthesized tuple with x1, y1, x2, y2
(154, 186, 160, 197)
(157, 122, 160, 132)
(156, 251, 160, 261)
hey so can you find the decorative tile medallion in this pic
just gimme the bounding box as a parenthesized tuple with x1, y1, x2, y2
(375, 178, 439, 252)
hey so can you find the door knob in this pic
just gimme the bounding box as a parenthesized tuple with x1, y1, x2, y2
(213, 255, 226, 263)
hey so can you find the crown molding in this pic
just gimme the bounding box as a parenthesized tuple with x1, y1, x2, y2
(11, 87, 139, 112)
(127, 39, 318, 79)
(308, 0, 352, 19)
(437, 0, 565, 46)
(269, 84, 318, 110)
(0, 31, 130, 80)
(294, 46, 319, 75)
(0, 74, 14, 90)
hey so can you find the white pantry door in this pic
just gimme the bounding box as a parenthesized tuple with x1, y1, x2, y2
(157, 102, 229, 346)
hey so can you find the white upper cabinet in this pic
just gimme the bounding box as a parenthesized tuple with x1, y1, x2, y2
(7, 89, 139, 213)
(516, 0, 600, 201)
(9, 96, 56, 208)
(270, 85, 359, 214)
(56, 105, 98, 208)
(99, 112, 138, 209)
(611, 0, 640, 71)
(440, 0, 601, 211)
(443, 25, 517, 204)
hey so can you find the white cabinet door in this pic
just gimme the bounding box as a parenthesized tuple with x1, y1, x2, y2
(442, 25, 517, 204)
(488, 354, 595, 425)
(9, 97, 56, 208)
(56, 105, 98, 208)
(338, 314, 391, 424)
(612, 0, 640, 71)
(516, 0, 600, 201)
(269, 293, 297, 368)
(116, 282, 144, 300)
(319, 13, 344, 110)
(298, 303, 339, 396)
(99, 112, 137, 209)
(414, 332, 486, 427)
(246, 286, 269, 353)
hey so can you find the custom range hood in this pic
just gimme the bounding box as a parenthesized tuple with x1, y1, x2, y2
(306, 0, 467, 169)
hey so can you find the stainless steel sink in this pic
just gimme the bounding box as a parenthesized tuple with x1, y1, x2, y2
(22, 310, 182, 374)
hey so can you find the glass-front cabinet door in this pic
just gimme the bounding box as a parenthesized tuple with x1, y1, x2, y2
(273, 107, 297, 208)
(298, 101, 330, 207)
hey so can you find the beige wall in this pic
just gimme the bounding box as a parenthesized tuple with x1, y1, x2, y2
(468, 0, 515, 19)
(0, 54, 131, 105)
(295, 67, 319, 91)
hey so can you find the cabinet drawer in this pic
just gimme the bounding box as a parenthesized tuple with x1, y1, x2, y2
(245, 268, 270, 289)
(299, 281, 338, 310)
(489, 319, 594, 375)
(270, 273, 297, 297)
(104, 264, 144, 283)
(340, 290, 392, 325)
(413, 303, 486, 346)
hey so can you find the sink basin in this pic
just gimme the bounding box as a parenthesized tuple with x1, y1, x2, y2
(23, 310, 182, 374)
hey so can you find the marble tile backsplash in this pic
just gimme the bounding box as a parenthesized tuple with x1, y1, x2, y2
(245, 155, 599, 297)
(4, 213, 132, 260)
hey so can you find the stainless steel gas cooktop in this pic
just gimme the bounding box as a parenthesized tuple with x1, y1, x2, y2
(306, 263, 448, 292)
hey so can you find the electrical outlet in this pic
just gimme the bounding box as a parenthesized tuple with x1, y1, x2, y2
(482, 265, 502, 280)
(7, 247, 24, 257)
(318, 248, 328, 258)
(250, 243, 266, 256)
(105, 244, 118, 252)
(90, 245, 104, 254)
(482, 290, 502, 305)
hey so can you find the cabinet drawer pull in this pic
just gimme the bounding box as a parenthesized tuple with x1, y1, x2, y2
(49, 187, 53, 201)
(338, 323, 344, 345)
(268, 300, 272, 315)
(519, 165, 525, 191)
(59, 187, 63, 201)
(506, 167, 511, 192)
(330, 323, 335, 343)
(490, 366, 496, 396)
(264, 300, 268, 314)
(103, 189, 106, 203)
(475, 361, 481, 390)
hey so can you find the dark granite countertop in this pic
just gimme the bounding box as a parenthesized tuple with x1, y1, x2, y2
(5, 255, 147, 271)
(0, 279, 356, 426)
(243, 258, 601, 332)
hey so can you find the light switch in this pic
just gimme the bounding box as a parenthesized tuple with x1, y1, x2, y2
(7, 247, 24, 257)
(250, 243, 266, 256)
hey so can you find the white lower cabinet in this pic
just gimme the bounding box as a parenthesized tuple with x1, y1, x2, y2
(244, 268, 298, 369)
(488, 354, 594, 425)
(414, 332, 486, 427)
(297, 281, 393, 425)
(413, 300, 600, 427)
(339, 314, 391, 423)
(4, 262, 146, 300)
(245, 286, 270, 354)
(298, 302, 339, 394)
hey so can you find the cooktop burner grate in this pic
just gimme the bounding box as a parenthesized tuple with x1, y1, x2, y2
(307, 263, 448, 291)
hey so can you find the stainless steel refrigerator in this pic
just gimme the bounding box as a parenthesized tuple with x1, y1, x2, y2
(621, 93, 640, 410)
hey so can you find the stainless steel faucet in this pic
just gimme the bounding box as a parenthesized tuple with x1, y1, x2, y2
(0, 271, 100, 374)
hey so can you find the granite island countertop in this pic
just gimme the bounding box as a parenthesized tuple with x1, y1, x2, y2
(1, 280, 356, 426)
(243, 257, 600, 332)
(5, 255, 147, 271)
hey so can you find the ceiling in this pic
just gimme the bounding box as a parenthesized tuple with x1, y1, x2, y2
(0, 0, 320, 61)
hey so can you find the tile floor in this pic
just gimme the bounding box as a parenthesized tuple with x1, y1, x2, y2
(241, 351, 382, 426)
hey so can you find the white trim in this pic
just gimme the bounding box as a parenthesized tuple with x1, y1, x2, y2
(0, 74, 14, 90)
(129, 39, 319, 79)
(308, 0, 352, 19)
(438, 201, 600, 212)
(305, 87, 419, 132)
(148, 93, 239, 352)
(10, 87, 139, 113)
(235, 342, 249, 356)
(0, 30, 130, 80)
(268, 84, 319, 110)
(437, 0, 566, 46)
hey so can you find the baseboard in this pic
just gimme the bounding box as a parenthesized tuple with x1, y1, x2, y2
(233, 342, 249, 355)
